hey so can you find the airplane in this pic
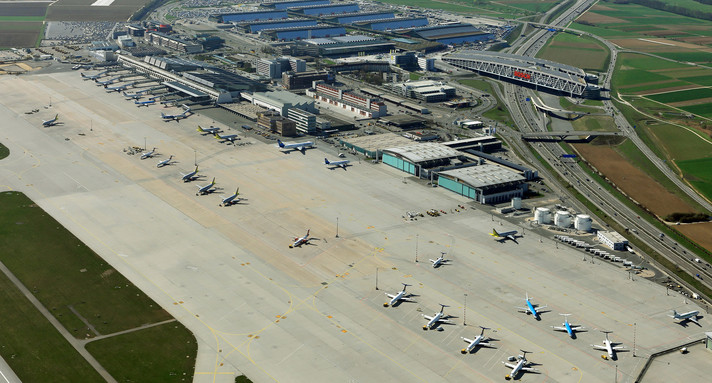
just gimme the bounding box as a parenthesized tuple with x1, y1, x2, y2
(490, 228, 518, 243)
(516, 293, 547, 320)
(123, 91, 142, 99)
(591, 331, 627, 360)
(503, 350, 539, 380)
(670, 309, 700, 325)
(552, 314, 586, 338)
(135, 99, 155, 107)
(156, 155, 173, 168)
(324, 157, 350, 169)
(460, 326, 496, 354)
(42, 114, 59, 127)
(277, 139, 313, 153)
(220, 188, 241, 207)
(383, 283, 415, 307)
(105, 83, 133, 93)
(289, 229, 311, 248)
(80, 71, 106, 80)
(196, 177, 216, 195)
(422, 304, 453, 330)
(214, 132, 239, 143)
(95, 76, 120, 86)
(161, 107, 191, 121)
(197, 125, 221, 135)
(180, 166, 199, 182)
(429, 252, 450, 268)
(140, 148, 157, 160)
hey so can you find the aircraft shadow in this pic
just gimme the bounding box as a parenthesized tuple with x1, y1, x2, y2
(390, 296, 419, 308)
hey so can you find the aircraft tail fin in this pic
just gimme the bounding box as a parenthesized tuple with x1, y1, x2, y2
(325, 158, 330, 164)
(210, 177, 216, 185)
(235, 187, 239, 196)
(197, 126, 204, 132)
(277, 139, 285, 148)
(490, 228, 500, 237)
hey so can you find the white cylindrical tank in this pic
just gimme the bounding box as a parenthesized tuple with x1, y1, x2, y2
(511, 197, 522, 209)
(534, 207, 551, 224)
(574, 214, 592, 231)
(554, 210, 571, 228)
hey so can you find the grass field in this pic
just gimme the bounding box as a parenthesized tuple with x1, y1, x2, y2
(679, 102, 712, 118)
(677, 157, 712, 202)
(86, 322, 196, 382)
(0, 22, 44, 48)
(47, 0, 151, 21)
(0, 142, 8, 160)
(537, 32, 610, 72)
(0, 191, 198, 382)
(0, 262, 104, 382)
(646, 88, 712, 103)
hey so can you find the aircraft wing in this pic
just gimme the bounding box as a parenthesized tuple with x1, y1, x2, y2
(552, 326, 567, 332)
(688, 316, 700, 325)
(521, 367, 538, 372)
(591, 344, 606, 351)
(422, 315, 433, 321)
(504, 362, 517, 369)
(440, 318, 453, 323)
(479, 341, 495, 348)
(462, 337, 474, 343)
(385, 293, 396, 299)
(400, 297, 415, 302)
(570, 325, 585, 331)
(612, 346, 627, 350)
(507, 235, 516, 241)
(516, 306, 530, 312)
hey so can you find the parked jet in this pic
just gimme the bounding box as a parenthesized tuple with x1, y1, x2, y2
(422, 304, 453, 330)
(42, 114, 59, 127)
(180, 166, 199, 182)
(197, 125, 221, 135)
(460, 326, 496, 354)
(81, 71, 106, 80)
(591, 331, 627, 360)
(105, 82, 133, 92)
(123, 91, 142, 99)
(161, 107, 191, 121)
(156, 155, 173, 168)
(277, 139, 313, 153)
(429, 252, 449, 268)
(552, 314, 586, 338)
(490, 228, 518, 243)
(516, 293, 547, 320)
(135, 99, 155, 107)
(383, 283, 415, 307)
(324, 158, 350, 169)
(503, 350, 539, 380)
(196, 177, 216, 195)
(95, 76, 120, 86)
(670, 309, 700, 325)
(220, 188, 241, 207)
(140, 148, 157, 160)
(289, 229, 311, 248)
(214, 132, 239, 143)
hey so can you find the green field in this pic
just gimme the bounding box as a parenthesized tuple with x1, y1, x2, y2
(0, 142, 8, 159)
(86, 322, 197, 382)
(679, 103, 712, 118)
(677, 157, 712, 201)
(537, 32, 610, 72)
(0, 262, 104, 382)
(0, 191, 198, 382)
(613, 68, 671, 88)
(646, 88, 712, 103)
(0, 21, 44, 48)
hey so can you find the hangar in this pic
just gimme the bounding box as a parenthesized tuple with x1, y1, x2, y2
(381, 143, 460, 177)
(409, 23, 494, 45)
(238, 18, 317, 33)
(339, 133, 414, 158)
(263, 0, 330, 9)
(354, 17, 429, 31)
(209, 10, 288, 23)
(287, 3, 359, 16)
(436, 165, 527, 204)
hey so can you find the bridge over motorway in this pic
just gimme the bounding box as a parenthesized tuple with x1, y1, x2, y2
(521, 130, 622, 141)
(530, 95, 608, 119)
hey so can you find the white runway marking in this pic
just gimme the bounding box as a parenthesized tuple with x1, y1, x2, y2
(91, 0, 115, 6)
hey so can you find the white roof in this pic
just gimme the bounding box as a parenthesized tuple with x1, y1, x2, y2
(438, 164, 525, 188)
(598, 231, 628, 243)
(383, 142, 459, 163)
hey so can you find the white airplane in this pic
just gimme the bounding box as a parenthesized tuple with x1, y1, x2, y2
(591, 331, 627, 360)
(220, 188, 241, 206)
(81, 71, 106, 80)
(289, 229, 311, 248)
(135, 99, 155, 107)
(197, 125, 221, 135)
(96, 76, 120, 86)
(429, 252, 449, 268)
(196, 177, 216, 195)
(422, 304, 453, 330)
(161, 107, 191, 121)
(180, 165, 199, 182)
(123, 91, 142, 99)
(42, 114, 59, 127)
(460, 326, 496, 354)
(552, 314, 586, 338)
(670, 309, 700, 325)
(140, 148, 157, 160)
(156, 155, 173, 168)
(277, 139, 313, 153)
(503, 350, 539, 380)
(383, 283, 415, 307)
(105, 82, 133, 92)
(490, 228, 518, 243)
(325, 157, 350, 169)
(214, 132, 239, 143)
(516, 293, 547, 320)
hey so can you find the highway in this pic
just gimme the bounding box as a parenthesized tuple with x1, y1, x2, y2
(484, 0, 712, 299)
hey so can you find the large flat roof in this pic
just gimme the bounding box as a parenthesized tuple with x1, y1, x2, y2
(447, 50, 586, 78)
(253, 90, 314, 106)
(340, 133, 413, 153)
(383, 142, 460, 163)
(438, 164, 525, 189)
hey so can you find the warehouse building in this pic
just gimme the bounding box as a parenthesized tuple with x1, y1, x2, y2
(250, 90, 318, 116)
(354, 17, 428, 31)
(381, 143, 460, 177)
(436, 165, 527, 204)
(183, 67, 267, 98)
(261, 25, 346, 41)
(386, 80, 457, 102)
(263, 0, 330, 9)
(339, 133, 415, 158)
(597, 231, 628, 251)
(441, 136, 502, 153)
(301, 35, 394, 57)
(327, 60, 390, 73)
(309, 80, 387, 118)
(209, 10, 288, 23)
(287, 3, 359, 16)
(282, 70, 334, 89)
(239, 18, 317, 33)
(409, 23, 494, 45)
(325, 12, 395, 24)
(144, 31, 203, 53)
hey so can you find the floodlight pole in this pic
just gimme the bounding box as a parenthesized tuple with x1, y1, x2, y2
(415, 234, 419, 263)
(375, 267, 379, 291)
(463, 294, 467, 326)
(336, 217, 339, 238)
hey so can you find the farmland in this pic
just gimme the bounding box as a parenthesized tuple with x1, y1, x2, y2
(373, 0, 557, 18)
(0, 3, 47, 48)
(677, 157, 712, 202)
(46, 0, 152, 21)
(537, 31, 610, 72)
